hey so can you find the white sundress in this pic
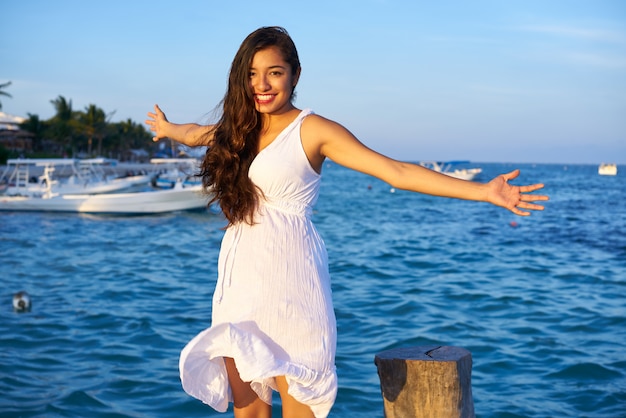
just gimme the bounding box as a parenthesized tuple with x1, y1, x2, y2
(179, 109, 338, 418)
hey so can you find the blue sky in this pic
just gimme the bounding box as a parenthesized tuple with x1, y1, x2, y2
(2, 0, 625, 164)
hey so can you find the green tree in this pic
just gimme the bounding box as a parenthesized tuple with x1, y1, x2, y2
(10, 94, 154, 160)
(20, 113, 48, 152)
(112, 118, 154, 159)
(51, 95, 73, 120)
(49, 95, 76, 156)
(79, 104, 114, 156)
(0, 81, 12, 110)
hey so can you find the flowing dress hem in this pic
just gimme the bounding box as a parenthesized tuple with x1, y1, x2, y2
(179, 322, 336, 417)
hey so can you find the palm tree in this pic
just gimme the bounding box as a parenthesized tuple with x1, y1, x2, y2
(49, 95, 75, 155)
(111, 119, 154, 160)
(0, 81, 12, 111)
(80, 104, 108, 156)
(50, 95, 73, 121)
(20, 113, 47, 152)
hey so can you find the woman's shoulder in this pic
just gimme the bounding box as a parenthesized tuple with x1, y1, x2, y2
(302, 112, 344, 133)
(301, 111, 356, 153)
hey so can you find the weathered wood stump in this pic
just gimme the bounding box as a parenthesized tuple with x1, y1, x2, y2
(374, 345, 475, 418)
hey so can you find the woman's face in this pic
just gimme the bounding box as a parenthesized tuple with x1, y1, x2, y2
(249, 47, 300, 115)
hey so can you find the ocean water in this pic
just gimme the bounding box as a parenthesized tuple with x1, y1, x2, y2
(1, 162, 624, 418)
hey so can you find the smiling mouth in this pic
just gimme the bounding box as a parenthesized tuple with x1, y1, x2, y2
(255, 94, 275, 103)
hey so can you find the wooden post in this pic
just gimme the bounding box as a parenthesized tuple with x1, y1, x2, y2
(374, 345, 475, 418)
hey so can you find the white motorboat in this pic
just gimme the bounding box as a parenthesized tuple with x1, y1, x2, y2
(598, 163, 617, 176)
(0, 181, 209, 214)
(0, 161, 208, 213)
(420, 161, 483, 180)
(150, 158, 202, 189)
(0, 158, 152, 197)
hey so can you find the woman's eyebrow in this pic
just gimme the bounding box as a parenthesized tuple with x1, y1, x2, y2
(250, 64, 288, 70)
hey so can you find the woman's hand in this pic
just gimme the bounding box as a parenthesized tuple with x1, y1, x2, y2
(145, 104, 215, 147)
(145, 104, 170, 142)
(486, 169, 548, 216)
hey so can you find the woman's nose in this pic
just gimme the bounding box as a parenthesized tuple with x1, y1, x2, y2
(254, 75, 270, 91)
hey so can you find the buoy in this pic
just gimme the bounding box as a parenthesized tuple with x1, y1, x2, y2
(13, 291, 31, 312)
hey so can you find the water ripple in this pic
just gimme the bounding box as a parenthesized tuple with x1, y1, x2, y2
(2, 163, 625, 417)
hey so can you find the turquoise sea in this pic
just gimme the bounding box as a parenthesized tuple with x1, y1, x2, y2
(1, 162, 625, 417)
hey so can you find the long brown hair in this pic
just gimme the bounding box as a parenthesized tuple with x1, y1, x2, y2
(200, 26, 301, 226)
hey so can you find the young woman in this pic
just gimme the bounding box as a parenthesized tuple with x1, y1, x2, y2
(146, 26, 548, 418)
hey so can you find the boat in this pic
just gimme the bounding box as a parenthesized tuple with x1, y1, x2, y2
(150, 158, 202, 189)
(420, 161, 483, 180)
(0, 180, 209, 214)
(0, 160, 209, 213)
(598, 163, 617, 176)
(0, 158, 152, 197)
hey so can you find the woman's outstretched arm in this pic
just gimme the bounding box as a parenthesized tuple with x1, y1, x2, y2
(145, 104, 215, 147)
(303, 115, 548, 216)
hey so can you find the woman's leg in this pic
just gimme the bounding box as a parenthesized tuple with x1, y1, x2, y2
(224, 357, 272, 418)
(275, 375, 315, 418)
